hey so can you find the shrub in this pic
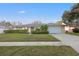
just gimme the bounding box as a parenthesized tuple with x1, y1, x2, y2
(35, 28, 41, 32)
(73, 28, 79, 33)
(4, 30, 28, 34)
(40, 24, 48, 31)
(31, 24, 49, 34)
(31, 31, 49, 34)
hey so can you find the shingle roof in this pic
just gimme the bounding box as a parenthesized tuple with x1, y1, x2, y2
(26, 23, 41, 28)
(10, 23, 42, 28)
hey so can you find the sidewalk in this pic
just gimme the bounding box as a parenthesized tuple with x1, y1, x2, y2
(0, 42, 65, 46)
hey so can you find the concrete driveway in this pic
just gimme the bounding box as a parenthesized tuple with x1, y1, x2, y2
(52, 34, 79, 53)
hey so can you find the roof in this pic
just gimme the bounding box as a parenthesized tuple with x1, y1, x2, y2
(0, 22, 43, 29)
(0, 26, 10, 29)
(26, 23, 42, 28)
(10, 23, 42, 28)
(47, 23, 62, 27)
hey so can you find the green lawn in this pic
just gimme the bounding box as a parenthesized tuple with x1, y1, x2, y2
(0, 34, 59, 42)
(0, 46, 78, 56)
(66, 33, 79, 36)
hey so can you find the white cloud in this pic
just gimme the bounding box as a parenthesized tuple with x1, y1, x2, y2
(18, 10, 25, 14)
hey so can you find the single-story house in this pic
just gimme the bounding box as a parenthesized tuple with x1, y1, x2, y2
(0, 23, 42, 34)
(62, 19, 79, 32)
(0, 26, 9, 34)
(11, 23, 41, 31)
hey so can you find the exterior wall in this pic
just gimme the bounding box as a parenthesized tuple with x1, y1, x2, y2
(69, 27, 75, 32)
(0, 28, 4, 34)
(25, 27, 28, 30)
(13, 27, 28, 30)
(64, 26, 69, 32)
(13, 28, 17, 30)
(64, 26, 75, 32)
(48, 26, 64, 34)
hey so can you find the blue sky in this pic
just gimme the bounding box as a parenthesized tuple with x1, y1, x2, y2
(0, 3, 74, 24)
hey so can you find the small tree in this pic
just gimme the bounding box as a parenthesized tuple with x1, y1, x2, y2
(40, 24, 48, 31)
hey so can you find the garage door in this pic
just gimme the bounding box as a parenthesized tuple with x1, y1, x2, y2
(48, 27, 64, 34)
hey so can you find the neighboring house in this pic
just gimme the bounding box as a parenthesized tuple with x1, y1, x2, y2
(12, 23, 42, 34)
(11, 23, 42, 30)
(26, 23, 42, 30)
(62, 23, 74, 32)
(62, 19, 79, 32)
(0, 26, 4, 34)
(11, 25, 28, 30)
(0, 26, 9, 34)
(0, 23, 42, 34)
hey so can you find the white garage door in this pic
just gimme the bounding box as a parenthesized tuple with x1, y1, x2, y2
(48, 27, 63, 34)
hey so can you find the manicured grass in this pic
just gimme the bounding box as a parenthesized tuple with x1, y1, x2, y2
(0, 46, 78, 56)
(0, 34, 59, 42)
(66, 33, 79, 36)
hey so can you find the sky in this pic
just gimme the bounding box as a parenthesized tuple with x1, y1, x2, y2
(0, 3, 74, 24)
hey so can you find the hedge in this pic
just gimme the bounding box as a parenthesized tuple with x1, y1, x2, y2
(4, 30, 49, 34)
(4, 30, 28, 34)
(31, 31, 49, 34)
(73, 28, 79, 33)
